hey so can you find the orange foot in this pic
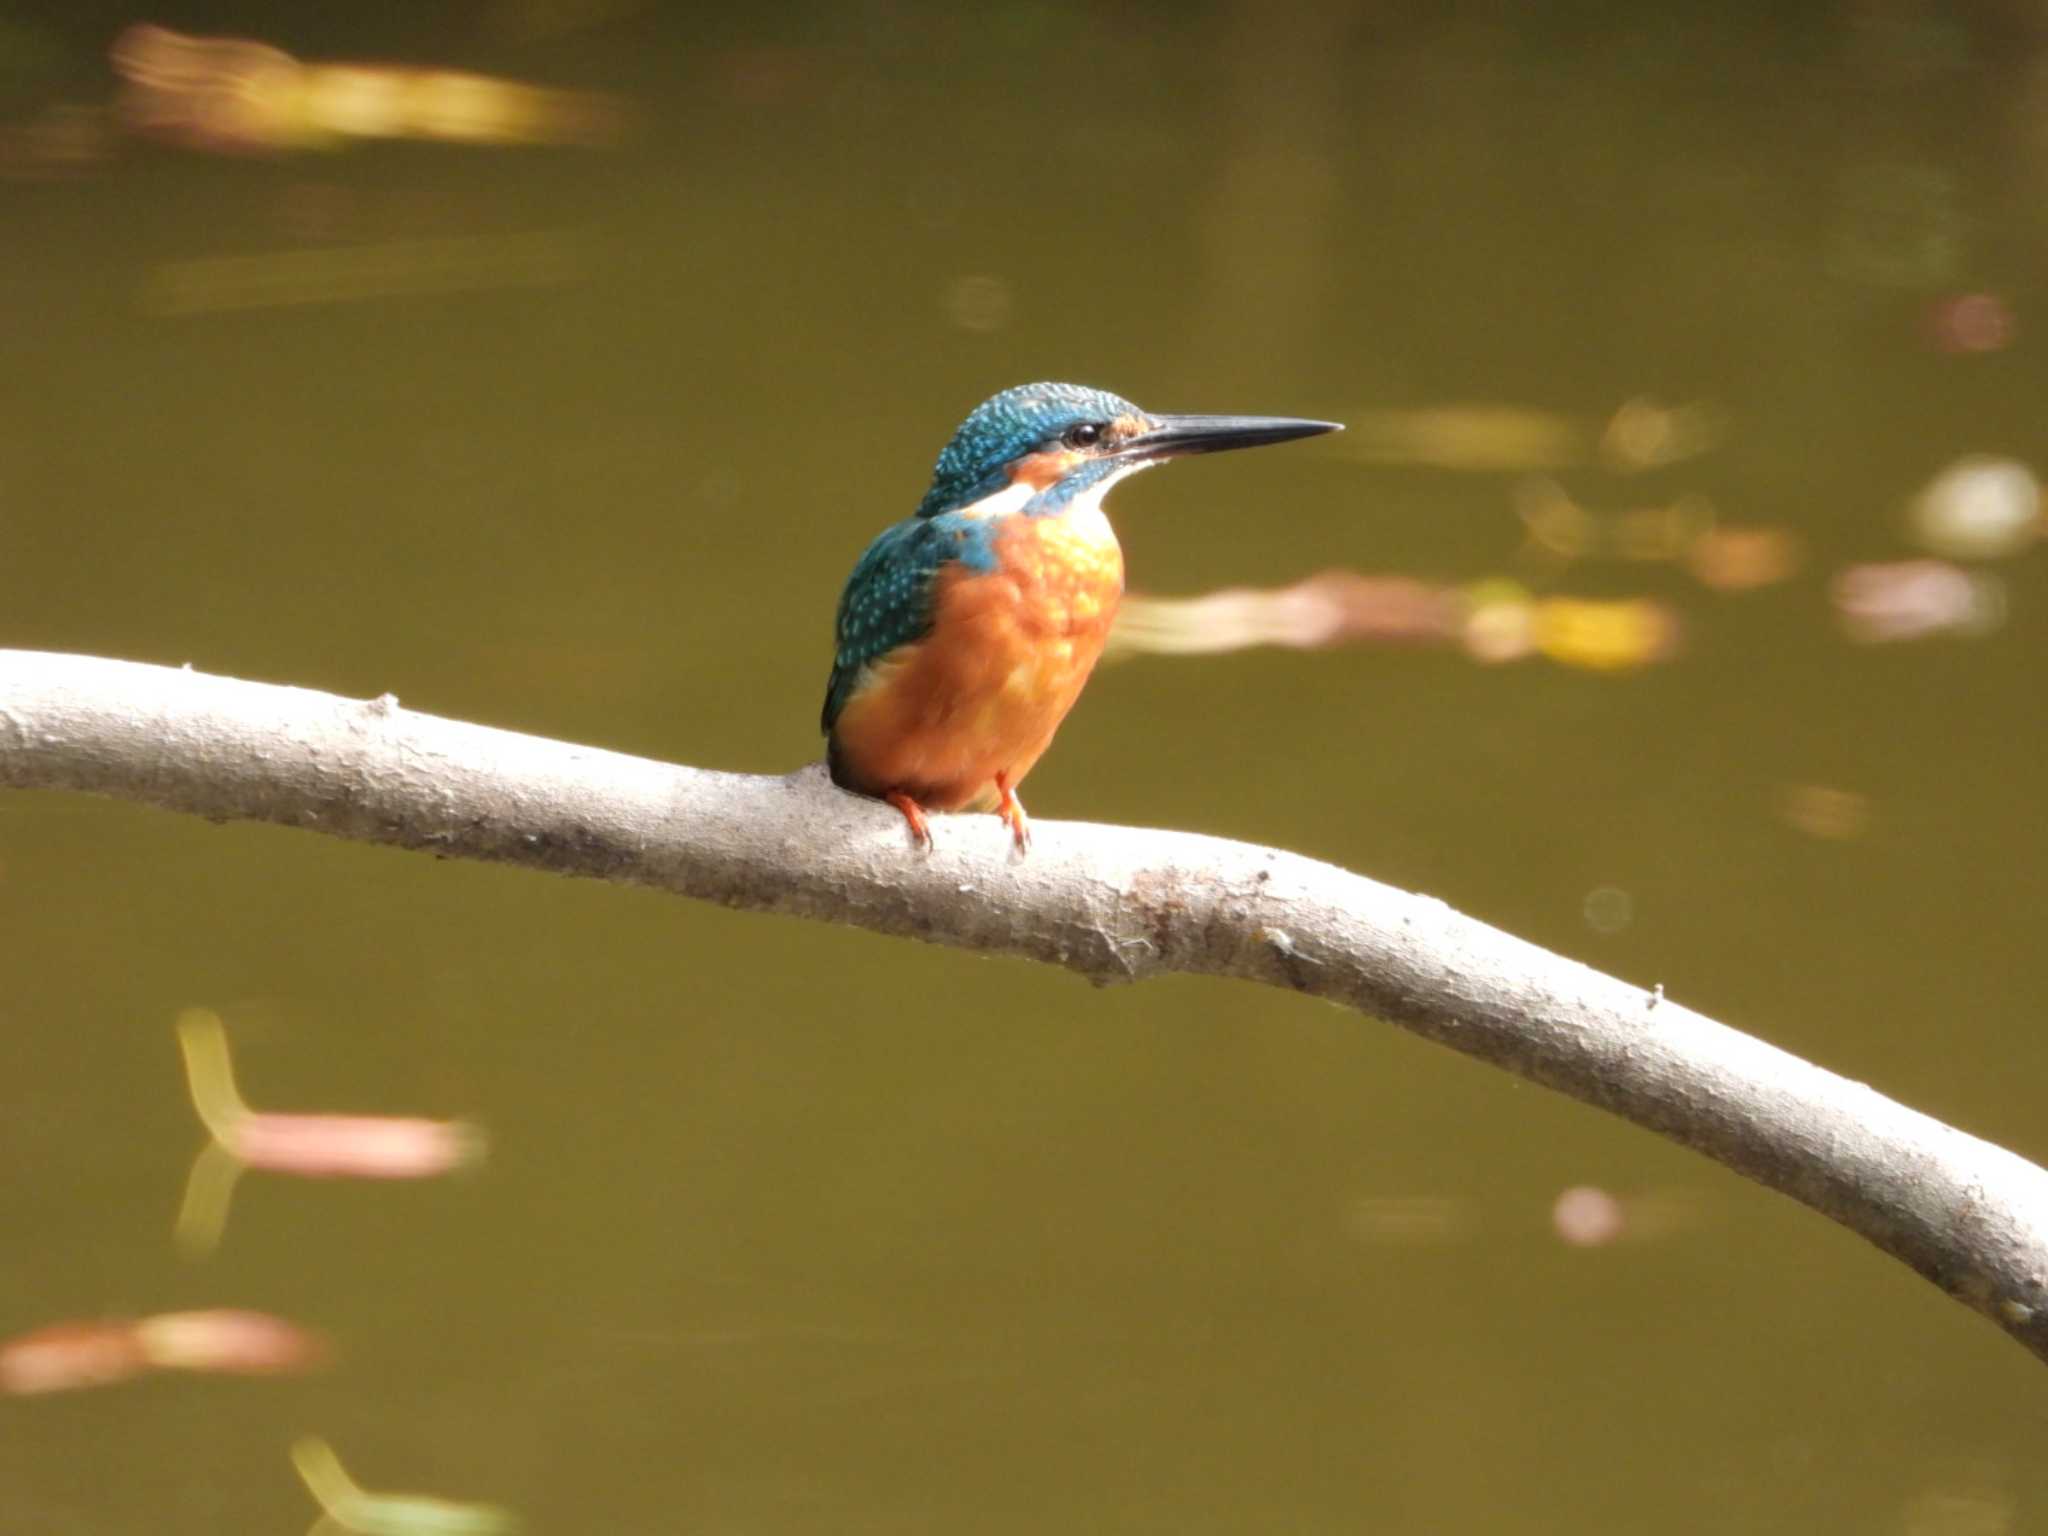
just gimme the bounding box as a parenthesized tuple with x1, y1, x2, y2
(994, 771, 1031, 854)
(885, 790, 934, 852)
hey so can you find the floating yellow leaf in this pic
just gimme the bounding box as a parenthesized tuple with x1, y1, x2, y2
(1528, 596, 1682, 672)
(112, 24, 623, 155)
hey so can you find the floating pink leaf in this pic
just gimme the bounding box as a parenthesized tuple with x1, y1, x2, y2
(1924, 292, 2015, 355)
(1112, 572, 1462, 657)
(0, 1310, 327, 1393)
(174, 1008, 486, 1256)
(1552, 1186, 1628, 1247)
(229, 1111, 481, 1179)
(0, 1321, 148, 1395)
(1685, 525, 1804, 590)
(1831, 559, 2003, 642)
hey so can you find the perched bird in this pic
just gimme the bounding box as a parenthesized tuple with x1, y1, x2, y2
(822, 382, 1340, 851)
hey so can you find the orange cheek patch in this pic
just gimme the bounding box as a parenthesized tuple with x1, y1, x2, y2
(1009, 449, 1080, 489)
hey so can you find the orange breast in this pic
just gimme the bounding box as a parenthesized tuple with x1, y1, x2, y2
(829, 512, 1124, 811)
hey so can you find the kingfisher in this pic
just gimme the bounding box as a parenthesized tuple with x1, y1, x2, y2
(822, 381, 1340, 851)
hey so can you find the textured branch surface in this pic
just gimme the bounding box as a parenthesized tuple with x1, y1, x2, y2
(4, 649, 2046, 1362)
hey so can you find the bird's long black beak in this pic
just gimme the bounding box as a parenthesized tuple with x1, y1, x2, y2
(1116, 411, 1343, 461)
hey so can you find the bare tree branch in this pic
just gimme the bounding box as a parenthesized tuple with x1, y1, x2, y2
(3, 648, 2045, 1361)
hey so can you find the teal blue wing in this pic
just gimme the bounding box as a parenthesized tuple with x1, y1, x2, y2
(821, 516, 960, 735)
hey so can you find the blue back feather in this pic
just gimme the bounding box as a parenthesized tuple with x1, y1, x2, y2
(821, 512, 1001, 732)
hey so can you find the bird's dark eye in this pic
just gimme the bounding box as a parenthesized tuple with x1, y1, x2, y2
(1061, 422, 1104, 450)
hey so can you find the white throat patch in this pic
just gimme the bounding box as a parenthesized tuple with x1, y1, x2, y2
(1056, 459, 1154, 541)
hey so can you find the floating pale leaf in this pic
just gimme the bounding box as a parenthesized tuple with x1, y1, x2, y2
(293, 1437, 520, 1536)
(133, 1309, 328, 1376)
(1516, 478, 1716, 563)
(1907, 455, 2042, 560)
(1776, 784, 1873, 841)
(1460, 580, 1538, 664)
(1597, 398, 1726, 473)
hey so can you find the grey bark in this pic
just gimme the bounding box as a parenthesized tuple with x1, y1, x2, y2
(2, 648, 2044, 1363)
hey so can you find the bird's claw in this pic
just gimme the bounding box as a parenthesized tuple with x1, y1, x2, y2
(886, 791, 934, 852)
(995, 773, 1031, 855)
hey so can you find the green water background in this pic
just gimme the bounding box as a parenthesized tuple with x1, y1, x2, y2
(2, 3, 2045, 1530)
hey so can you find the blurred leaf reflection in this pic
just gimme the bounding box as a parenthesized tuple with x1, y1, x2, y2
(112, 24, 623, 154)
(2, 3, 2047, 1529)
(1113, 573, 1682, 672)
(0, 1309, 326, 1394)
(292, 1436, 520, 1536)
(174, 1008, 484, 1257)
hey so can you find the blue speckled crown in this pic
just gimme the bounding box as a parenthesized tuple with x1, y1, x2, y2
(916, 382, 1141, 518)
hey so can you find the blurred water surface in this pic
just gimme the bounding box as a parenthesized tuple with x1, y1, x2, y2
(3, 3, 2047, 1531)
